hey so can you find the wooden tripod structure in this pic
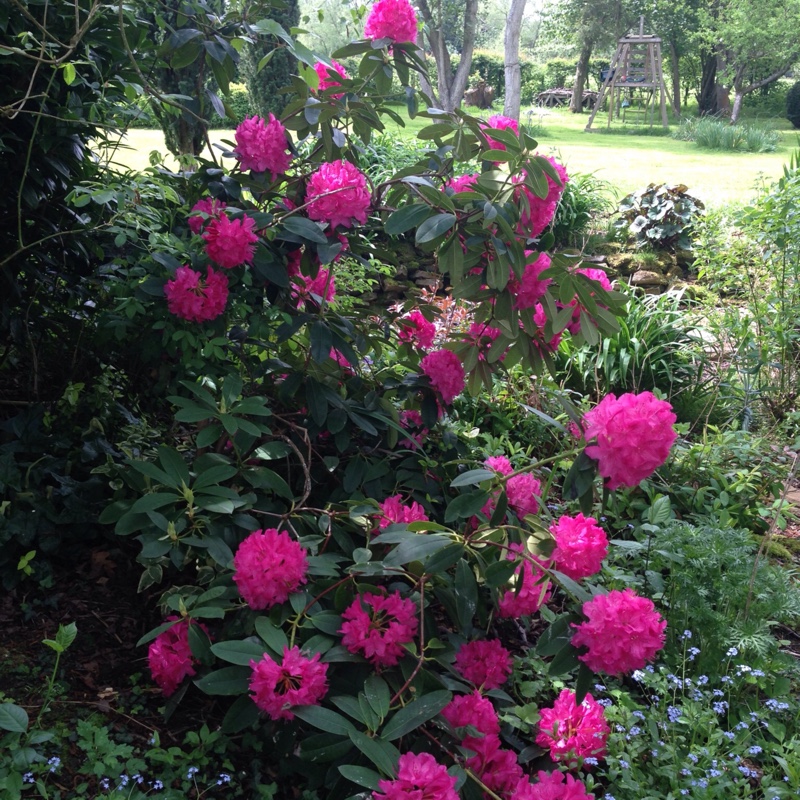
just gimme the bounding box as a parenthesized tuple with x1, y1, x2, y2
(585, 18, 671, 131)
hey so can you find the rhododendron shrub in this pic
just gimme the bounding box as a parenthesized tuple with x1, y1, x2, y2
(536, 688, 610, 766)
(106, 15, 652, 800)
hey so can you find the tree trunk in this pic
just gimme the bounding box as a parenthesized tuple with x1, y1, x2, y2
(503, 0, 527, 121)
(698, 49, 719, 116)
(569, 39, 593, 114)
(418, 0, 479, 112)
(729, 61, 795, 123)
(669, 39, 681, 116)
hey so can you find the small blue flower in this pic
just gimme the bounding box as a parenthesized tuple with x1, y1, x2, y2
(751, 669, 765, 677)
(651, 749, 659, 757)
(688, 753, 699, 764)
(118, 775, 129, 788)
(680, 768, 692, 776)
(668, 706, 682, 722)
(133, 774, 144, 784)
(619, 760, 630, 769)
(721, 675, 732, 683)
(629, 725, 642, 736)
(680, 791, 689, 796)
(597, 698, 612, 707)
(723, 731, 735, 740)
(23, 773, 34, 784)
(726, 647, 739, 658)
(217, 773, 232, 785)
(713, 701, 729, 714)
(152, 780, 163, 790)
(594, 684, 606, 692)
(708, 769, 722, 777)
(100, 778, 110, 790)
(697, 675, 709, 685)
(604, 795, 615, 800)
(187, 766, 200, 779)
(748, 745, 763, 755)
(713, 688, 725, 697)
(632, 710, 645, 720)
(584, 757, 599, 766)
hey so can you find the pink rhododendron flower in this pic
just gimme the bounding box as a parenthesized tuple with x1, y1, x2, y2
(378, 494, 429, 529)
(233, 528, 309, 610)
(454, 639, 513, 689)
(164, 266, 228, 323)
(295, 268, 336, 307)
(420, 349, 465, 405)
(306, 160, 371, 229)
(541, 155, 569, 206)
(507, 471, 541, 518)
(536, 688, 610, 766)
(513, 175, 558, 240)
(234, 114, 292, 177)
(530, 303, 562, 353)
(482, 114, 519, 151)
(464, 734, 524, 796)
(467, 322, 503, 361)
(148, 617, 206, 697)
(441, 691, 500, 738)
(398, 310, 436, 349)
(550, 513, 609, 581)
(446, 173, 479, 193)
(485, 455, 513, 476)
(373, 752, 458, 800)
(313, 60, 349, 98)
(249, 646, 328, 721)
(516, 771, 595, 800)
(583, 391, 677, 489)
(340, 591, 418, 667)
(364, 0, 418, 44)
(203, 214, 258, 268)
(513, 251, 552, 310)
(498, 543, 551, 618)
(572, 589, 667, 675)
(188, 197, 227, 235)
(567, 268, 614, 334)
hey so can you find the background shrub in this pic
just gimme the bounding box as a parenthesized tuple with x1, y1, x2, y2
(787, 80, 800, 129)
(672, 116, 779, 152)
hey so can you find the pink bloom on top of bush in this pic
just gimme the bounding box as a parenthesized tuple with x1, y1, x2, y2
(233, 528, 308, 610)
(454, 639, 513, 690)
(541, 155, 569, 205)
(513, 176, 558, 240)
(313, 60, 349, 97)
(550, 513, 609, 581)
(498, 543, 551, 618)
(464, 735, 524, 796)
(340, 591, 418, 668)
(482, 114, 519, 151)
(398, 310, 436, 349)
(249, 646, 328, 721)
(536, 688, 610, 766)
(165, 266, 228, 323)
(446, 173, 479, 193)
(364, 0, 418, 44)
(441, 691, 500, 738)
(507, 471, 541, 518)
(485, 454, 513, 476)
(306, 160, 371, 229)
(295, 268, 336, 307)
(203, 213, 258, 268)
(373, 752, 458, 800)
(582, 391, 677, 490)
(513, 251, 552, 310)
(148, 617, 205, 697)
(378, 494, 429, 529)
(188, 197, 227, 235)
(234, 114, 292, 177)
(572, 588, 667, 675)
(516, 771, 595, 800)
(420, 349, 465, 405)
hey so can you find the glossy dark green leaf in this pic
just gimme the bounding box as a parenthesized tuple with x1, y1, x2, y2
(415, 213, 456, 245)
(381, 690, 452, 741)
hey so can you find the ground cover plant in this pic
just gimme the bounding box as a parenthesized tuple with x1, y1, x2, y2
(2, 1, 800, 800)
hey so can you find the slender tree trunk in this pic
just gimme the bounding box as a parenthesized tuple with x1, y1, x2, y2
(669, 39, 681, 116)
(729, 62, 795, 123)
(503, 0, 527, 120)
(569, 38, 593, 114)
(698, 49, 719, 116)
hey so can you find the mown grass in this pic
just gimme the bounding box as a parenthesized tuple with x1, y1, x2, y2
(107, 104, 797, 208)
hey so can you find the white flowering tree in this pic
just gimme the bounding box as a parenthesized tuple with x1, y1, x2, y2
(100, 1, 681, 798)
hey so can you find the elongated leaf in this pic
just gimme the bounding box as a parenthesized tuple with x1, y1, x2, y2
(339, 765, 382, 790)
(383, 534, 452, 567)
(385, 204, 431, 235)
(281, 215, 327, 244)
(381, 690, 452, 741)
(211, 639, 266, 666)
(450, 469, 497, 488)
(349, 731, 399, 776)
(415, 213, 456, 244)
(255, 617, 288, 655)
(293, 705, 357, 736)
(194, 666, 251, 695)
(0, 703, 28, 733)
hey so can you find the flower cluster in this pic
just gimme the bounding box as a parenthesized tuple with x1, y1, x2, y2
(583, 392, 678, 489)
(295, 267, 336, 307)
(378, 494, 429, 529)
(305, 160, 372, 229)
(446, 173, 479, 193)
(188, 197, 227, 235)
(517, 770, 595, 800)
(164, 266, 228, 323)
(507, 472, 542, 518)
(373, 753, 458, 800)
(513, 252, 552, 310)
(233, 528, 309, 610)
(550, 513, 609, 580)
(313, 60, 349, 98)
(498, 543, 551, 618)
(234, 115, 292, 177)
(572, 589, 667, 674)
(536, 688, 610, 766)
(203, 214, 259, 269)
(420, 348, 465, 405)
(340, 591, 418, 667)
(249, 646, 328, 720)
(398, 310, 436, 349)
(482, 114, 519, 151)
(454, 639, 513, 690)
(363, 0, 418, 44)
(148, 618, 205, 697)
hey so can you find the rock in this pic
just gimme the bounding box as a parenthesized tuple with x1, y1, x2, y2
(594, 242, 624, 255)
(605, 252, 637, 275)
(675, 248, 695, 269)
(630, 269, 669, 287)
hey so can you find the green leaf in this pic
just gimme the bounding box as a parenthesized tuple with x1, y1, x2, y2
(130, 493, 180, 514)
(221, 694, 261, 734)
(383, 534, 452, 567)
(484, 559, 517, 588)
(454, 559, 478, 630)
(423, 543, 465, 574)
(548, 642, 581, 676)
(0, 703, 28, 733)
(364, 675, 391, 720)
(293, 705, 357, 736)
(385, 204, 431, 235)
(338, 765, 382, 791)
(349, 731, 399, 776)
(211, 639, 266, 666)
(444, 490, 490, 523)
(158, 446, 191, 486)
(450, 469, 497, 488)
(255, 617, 289, 655)
(194, 666, 251, 695)
(55, 622, 78, 651)
(281, 215, 328, 244)
(415, 213, 456, 245)
(381, 690, 452, 741)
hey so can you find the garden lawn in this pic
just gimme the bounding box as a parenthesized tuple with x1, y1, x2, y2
(109, 105, 793, 208)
